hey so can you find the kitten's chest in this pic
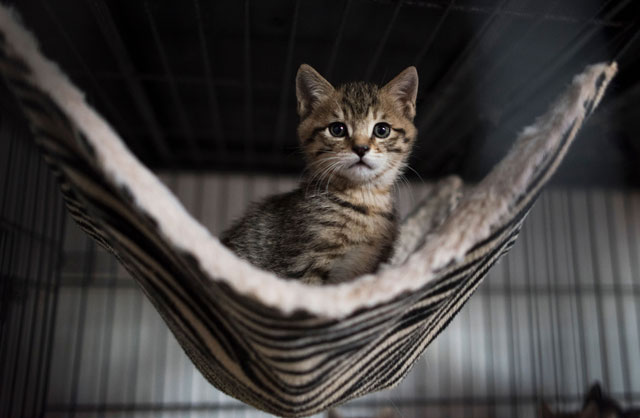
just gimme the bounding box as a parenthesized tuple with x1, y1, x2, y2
(310, 191, 397, 282)
(314, 191, 395, 241)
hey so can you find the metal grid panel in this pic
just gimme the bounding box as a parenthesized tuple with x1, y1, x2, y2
(0, 87, 67, 418)
(6, 0, 640, 185)
(38, 173, 640, 418)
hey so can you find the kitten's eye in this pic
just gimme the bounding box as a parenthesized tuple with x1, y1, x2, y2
(373, 123, 391, 138)
(328, 122, 347, 138)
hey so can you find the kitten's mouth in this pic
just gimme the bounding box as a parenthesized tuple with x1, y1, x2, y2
(350, 160, 372, 169)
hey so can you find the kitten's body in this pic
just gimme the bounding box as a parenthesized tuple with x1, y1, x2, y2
(222, 186, 396, 285)
(222, 65, 418, 285)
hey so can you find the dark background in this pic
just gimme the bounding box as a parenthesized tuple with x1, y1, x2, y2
(5, 0, 640, 186)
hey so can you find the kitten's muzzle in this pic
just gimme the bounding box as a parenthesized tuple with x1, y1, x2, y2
(352, 145, 370, 157)
(348, 155, 373, 170)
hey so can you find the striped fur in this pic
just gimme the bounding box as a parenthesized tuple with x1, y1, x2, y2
(0, 11, 616, 417)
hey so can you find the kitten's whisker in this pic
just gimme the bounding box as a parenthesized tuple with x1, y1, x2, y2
(324, 161, 345, 196)
(309, 159, 344, 197)
(305, 157, 344, 195)
(319, 160, 345, 196)
(403, 163, 426, 186)
(398, 173, 415, 208)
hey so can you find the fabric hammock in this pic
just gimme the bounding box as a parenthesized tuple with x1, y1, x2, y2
(0, 6, 617, 417)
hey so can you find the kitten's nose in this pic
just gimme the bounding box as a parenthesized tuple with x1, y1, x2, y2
(352, 145, 370, 157)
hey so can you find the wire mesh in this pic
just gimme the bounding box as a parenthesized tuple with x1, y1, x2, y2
(0, 86, 67, 418)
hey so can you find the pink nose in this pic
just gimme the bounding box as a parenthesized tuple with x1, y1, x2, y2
(352, 145, 369, 157)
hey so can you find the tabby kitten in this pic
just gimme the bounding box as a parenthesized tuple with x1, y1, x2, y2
(540, 383, 640, 418)
(221, 64, 418, 285)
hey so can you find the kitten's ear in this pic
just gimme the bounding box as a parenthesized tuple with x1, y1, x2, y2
(585, 383, 603, 405)
(296, 64, 334, 118)
(539, 403, 556, 418)
(383, 66, 419, 120)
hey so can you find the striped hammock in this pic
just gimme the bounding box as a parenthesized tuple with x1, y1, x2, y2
(0, 6, 617, 417)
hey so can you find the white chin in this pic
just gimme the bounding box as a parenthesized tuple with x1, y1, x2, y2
(344, 164, 378, 182)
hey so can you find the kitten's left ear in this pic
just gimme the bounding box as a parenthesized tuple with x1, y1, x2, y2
(383, 66, 419, 120)
(296, 64, 335, 118)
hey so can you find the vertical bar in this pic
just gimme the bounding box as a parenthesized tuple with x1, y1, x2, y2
(32, 176, 66, 418)
(441, 312, 452, 417)
(274, 0, 301, 151)
(542, 194, 563, 405)
(125, 279, 144, 418)
(0, 118, 16, 341)
(36, 203, 67, 416)
(324, 0, 353, 80)
(500, 0, 627, 116)
(153, 304, 169, 408)
(96, 255, 118, 418)
(462, 307, 473, 418)
(0, 95, 17, 215)
(84, 0, 172, 162)
(8, 143, 44, 418)
(522, 225, 542, 408)
(413, 0, 455, 67)
(504, 254, 519, 417)
(143, 1, 199, 162)
(585, 191, 611, 389)
(482, 275, 496, 417)
(0, 131, 33, 417)
(612, 16, 640, 62)
(605, 192, 633, 402)
(566, 191, 592, 395)
(193, 0, 227, 154)
(364, 0, 404, 81)
(67, 238, 97, 418)
(559, 191, 586, 394)
(40, 0, 143, 156)
(18, 158, 62, 416)
(243, 0, 254, 157)
(623, 192, 640, 396)
(416, 0, 509, 132)
(417, 0, 558, 163)
(217, 175, 230, 232)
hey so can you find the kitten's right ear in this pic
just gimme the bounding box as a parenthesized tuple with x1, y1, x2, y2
(296, 64, 334, 118)
(383, 66, 418, 120)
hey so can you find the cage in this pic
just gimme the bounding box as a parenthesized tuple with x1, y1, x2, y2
(1, 0, 640, 417)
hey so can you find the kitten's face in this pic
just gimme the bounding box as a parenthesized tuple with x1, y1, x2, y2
(296, 65, 418, 190)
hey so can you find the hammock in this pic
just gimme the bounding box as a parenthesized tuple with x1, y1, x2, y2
(0, 6, 617, 417)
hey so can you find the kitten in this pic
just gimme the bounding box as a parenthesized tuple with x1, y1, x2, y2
(540, 383, 640, 418)
(221, 64, 418, 285)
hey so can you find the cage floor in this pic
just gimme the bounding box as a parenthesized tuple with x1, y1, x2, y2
(32, 173, 640, 418)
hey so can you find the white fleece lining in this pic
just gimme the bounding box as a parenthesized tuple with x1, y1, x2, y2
(0, 5, 617, 318)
